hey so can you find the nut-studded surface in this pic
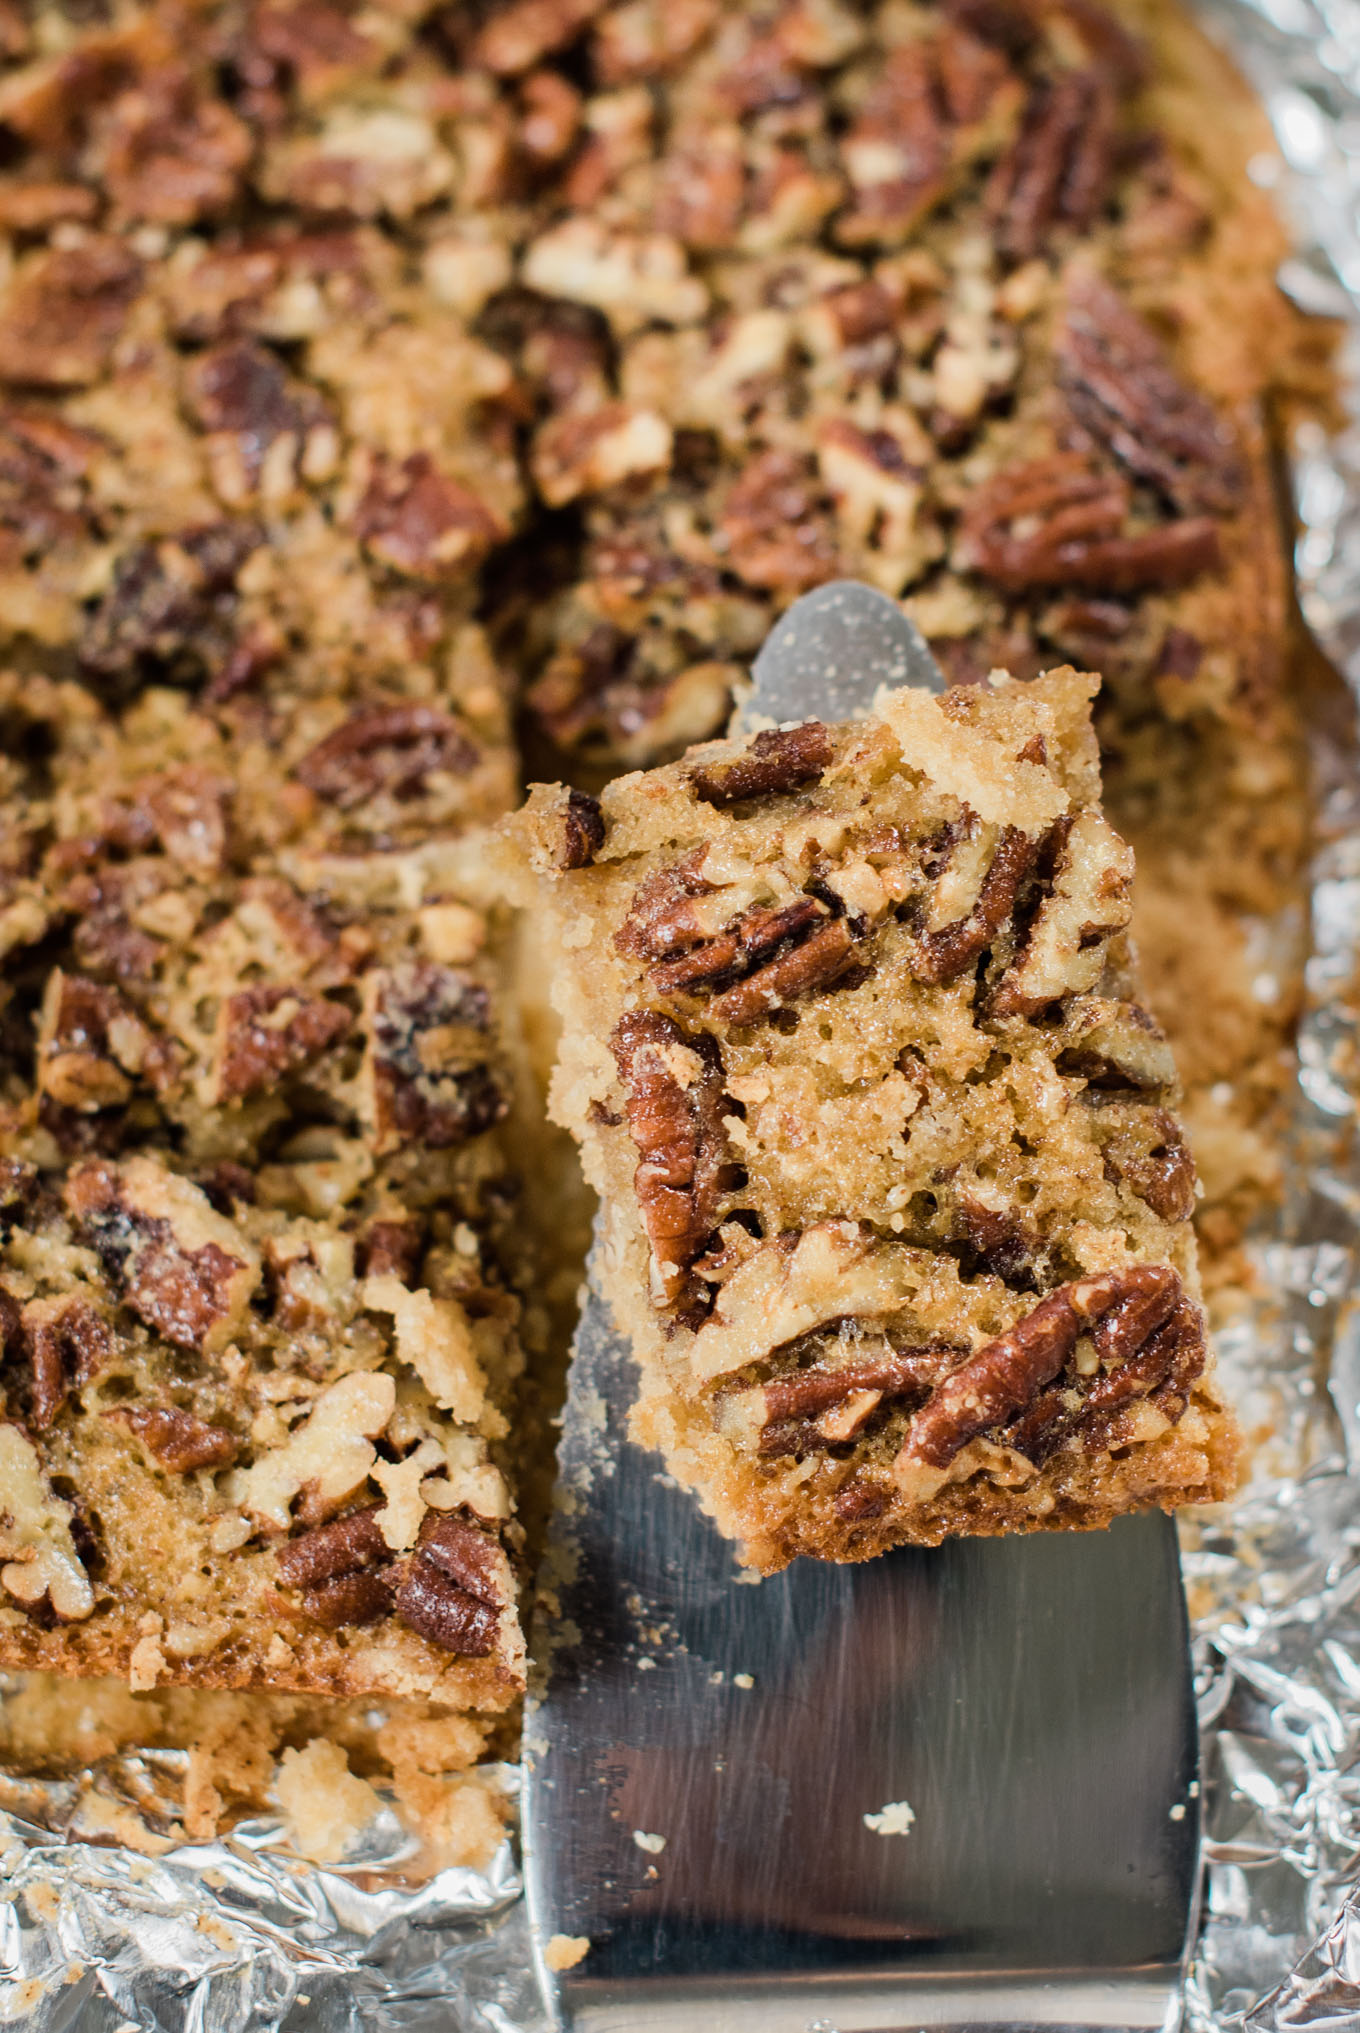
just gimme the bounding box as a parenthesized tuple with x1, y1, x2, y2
(0, 665, 531, 1702)
(518, 670, 1238, 1570)
(0, 0, 549, 1702)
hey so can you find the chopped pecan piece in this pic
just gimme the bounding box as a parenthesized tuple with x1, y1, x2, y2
(1079, 1298, 1206, 1446)
(559, 789, 606, 869)
(615, 853, 719, 964)
(61, 861, 166, 985)
(65, 1157, 259, 1354)
(709, 917, 857, 1026)
(692, 722, 833, 806)
(956, 455, 1222, 594)
(833, 1477, 893, 1522)
(591, 0, 720, 83)
(213, 983, 350, 1103)
(100, 65, 251, 225)
(1058, 273, 1242, 514)
(470, 0, 603, 71)
(358, 1218, 425, 1285)
(914, 826, 1037, 985)
(1105, 1112, 1197, 1223)
(36, 971, 157, 1113)
(649, 896, 825, 995)
(1057, 998, 1177, 1091)
(293, 702, 477, 810)
(353, 453, 506, 580)
(108, 1403, 239, 1472)
(302, 1568, 396, 1628)
(954, 1196, 1036, 1283)
(21, 1297, 110, 1429)
(363, 963, 507, 1154)
(187, 340, 336, 502)
(989, 809, 1133, 1018)
(531, 402, 672, 506)
(720, 450, 840, 594)
(653, 132, 745, 249)
(393, 1558, 498, 1654)
(0, 239, 142, 388)
(79, 521, 263, 684)
(896, 1265, 1189, 1475)
(391, 1511, 502, 1656)
(987, 69, 1115, 265)
(846, 39, 944, 208)
(612, 1011, 728, 1305)
(0, 409, 100, 561)
(725, 1343, 957, 1455)
(134, 764, 234, 876)
(276, 1505, 388, 1589)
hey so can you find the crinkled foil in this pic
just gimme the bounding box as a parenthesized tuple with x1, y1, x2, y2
(6, 9, 1360, 2028)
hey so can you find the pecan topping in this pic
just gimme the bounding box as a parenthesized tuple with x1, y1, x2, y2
(108, 1403, 239, 1472)
(61, 862, 166, 985)
(276, 1505, 388, 1590)
(0, 409, 100, 561)
(615, 852, 715, 960)
(531, 402, 672, 506)
(276, 1503, 396, 1628)
(956, 455, 1222, 595)
(65, 1158, 259, 1355)
(79, 521, 263, 685)
(835, 29, 1008, 247)
(914, 826, 1037, 985)
(729, 1343, 958, 1456)
(187, 340, 336, 502)
(358, 1218, 425, 1285)
(100, 65, 251, 226)
(363, 963, 507, 1154)
(989, 809, 1133, 1019)
(954, 1196, 1036, 1284)
(691, 723, 833, 806)
(37, 971, 158, 1113)
(391, 1511, 502, 1656)
(648, 896, 825, 996)
(353, 453, 505, 580)
(896, 1265, 1191, 1475)
(1099, 1107, 1196, 1222)
(1058, 274, 1242, 514)
(560, 789, 606, 869)
(612, 1011, 728, 1304)
(720, 451, 840, 594)
(293, 702, 477, 810)
(214, 983, 350, 1103)
(1058, 999, 1177, 1092)
(0, 239, 142, 388)
(709, 917, 857, 1026)
(21, 1298, 110, 1430)
(987, 69, 1116, 265)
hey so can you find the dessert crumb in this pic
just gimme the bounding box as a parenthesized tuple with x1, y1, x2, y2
(863, 1800, 916, 1837)
(544, 1934, 591, 1972)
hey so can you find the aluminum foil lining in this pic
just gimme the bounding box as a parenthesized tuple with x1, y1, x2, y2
(5, 2, 1360, 2023)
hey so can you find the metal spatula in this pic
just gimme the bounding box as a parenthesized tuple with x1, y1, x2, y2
(523, 583, 1200, 2033)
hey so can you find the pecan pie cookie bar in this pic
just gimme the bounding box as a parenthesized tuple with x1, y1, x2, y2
(518, 669, 1238, 1570)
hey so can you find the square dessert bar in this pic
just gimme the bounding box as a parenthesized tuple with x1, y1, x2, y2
(0, 610, 528, 1719)
(522, 668, 1239, 1571)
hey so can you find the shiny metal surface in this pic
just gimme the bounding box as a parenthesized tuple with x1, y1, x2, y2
(737, 578, 946, 732)
(524, 587, 1200, 2032)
